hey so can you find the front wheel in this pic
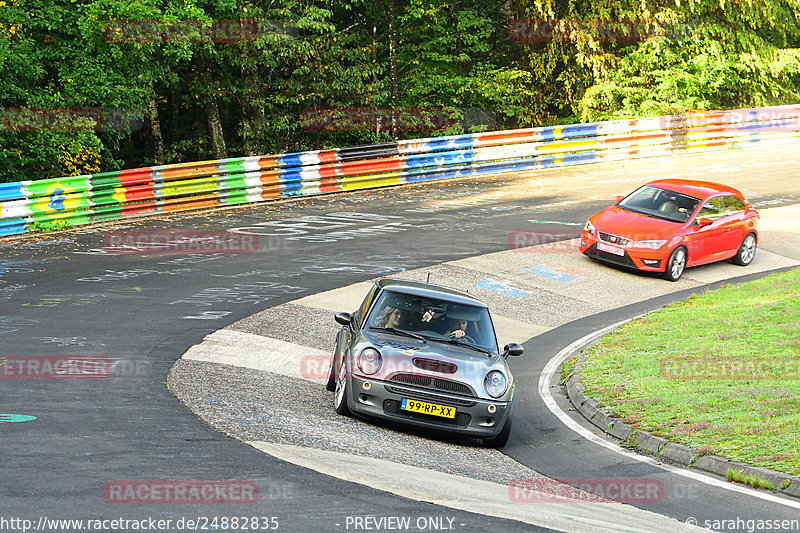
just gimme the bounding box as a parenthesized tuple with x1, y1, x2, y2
(325, 353, 337, 392)
(333, 357, 352, 416)
(326, 339, 339, 392)
(662, 246, 687, 282)
(732, 232, 757, 266)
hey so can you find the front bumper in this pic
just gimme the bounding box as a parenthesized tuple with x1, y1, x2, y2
(580, 231, 667, 273)
(346, 375, 511, 439)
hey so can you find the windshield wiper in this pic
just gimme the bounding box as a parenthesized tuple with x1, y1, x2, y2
(429, 336, 492, 355)
(370, 327, 427, 343)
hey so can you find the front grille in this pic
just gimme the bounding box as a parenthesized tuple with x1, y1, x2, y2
(599, 232, 631, 246)
(383, 399, 471, 427)
(389, 373, 430, 388)
(384, 385, 476, 407)
(433, 378, 470, 394)
(586, 245, 637, 267)
(388, 373, 475, 397)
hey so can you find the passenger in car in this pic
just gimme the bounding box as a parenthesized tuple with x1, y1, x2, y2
(374, 306, 410, 329)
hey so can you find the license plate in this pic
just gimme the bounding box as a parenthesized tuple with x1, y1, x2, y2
(597, 242, 624, 256)
(401, 398, 456, 419)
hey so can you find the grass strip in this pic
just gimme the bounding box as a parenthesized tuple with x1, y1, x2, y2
(579, 268, 800, 475)
(727, 468, 775, 491)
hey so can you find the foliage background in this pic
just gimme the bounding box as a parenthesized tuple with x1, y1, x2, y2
(1, 0, 799, 182)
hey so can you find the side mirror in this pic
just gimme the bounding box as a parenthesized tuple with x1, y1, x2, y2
(697, 217, 713, 227)
(616, 195, 625, 203)
(503, 343, 524, 357)
(334, 312, 352, 326)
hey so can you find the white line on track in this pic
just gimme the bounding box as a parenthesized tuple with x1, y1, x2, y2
(538, 320, 800, 511)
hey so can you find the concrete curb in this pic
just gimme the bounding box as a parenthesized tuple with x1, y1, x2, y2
(564, 329, 800, 499)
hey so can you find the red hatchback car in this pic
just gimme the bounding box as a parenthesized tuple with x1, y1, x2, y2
(579, 179, 759, 281)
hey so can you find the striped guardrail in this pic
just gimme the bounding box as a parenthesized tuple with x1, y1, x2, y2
(2, 104, 799, 237)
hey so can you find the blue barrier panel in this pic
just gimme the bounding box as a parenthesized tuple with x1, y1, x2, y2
(0, 182, 26, 202)
(0, 218, 27, 237)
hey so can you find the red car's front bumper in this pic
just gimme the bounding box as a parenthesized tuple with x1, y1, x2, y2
(579, 230, 670, 273)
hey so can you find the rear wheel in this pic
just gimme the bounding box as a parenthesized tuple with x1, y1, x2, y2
(732, 233, 757, 266)
(333, 357, 352, 416)
(662, 246, 687, 282)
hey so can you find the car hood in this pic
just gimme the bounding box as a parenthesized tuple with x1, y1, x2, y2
(357, 331, 511, 399)
(592, 206, 681, 239)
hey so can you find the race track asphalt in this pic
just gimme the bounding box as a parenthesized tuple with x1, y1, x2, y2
(2, 144, 800, 532)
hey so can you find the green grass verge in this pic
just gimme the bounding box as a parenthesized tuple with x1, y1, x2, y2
(560, 355, 579, 386)
(579, 268, 800, 475)
(727, 468, 775, 491)
(26, 220, 74, 233)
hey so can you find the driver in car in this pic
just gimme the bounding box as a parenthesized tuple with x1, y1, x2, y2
(444, 317, 469, 339)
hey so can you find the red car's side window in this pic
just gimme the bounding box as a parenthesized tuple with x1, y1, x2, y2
(697, 197, 725, 220)
(724, 195, 746, 215)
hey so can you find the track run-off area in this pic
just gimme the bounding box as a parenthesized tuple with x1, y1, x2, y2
(2, 144, 800, 532)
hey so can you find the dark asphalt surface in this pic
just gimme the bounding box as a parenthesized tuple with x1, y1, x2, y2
(1, 175, 573, 533)
(2, 147, 800, 532)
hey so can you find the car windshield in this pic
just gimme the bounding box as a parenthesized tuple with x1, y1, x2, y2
(617, 185, 701, 223)
(366, 290, 498, 353)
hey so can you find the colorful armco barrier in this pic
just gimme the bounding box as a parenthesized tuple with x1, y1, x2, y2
(2, 104, 800, 237)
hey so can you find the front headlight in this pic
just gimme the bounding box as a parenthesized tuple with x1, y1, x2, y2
(584, 220, 595, 235)
(631, 239, 667, 250)
(357, 348, 382, 375)
(484, 370, 508, 398)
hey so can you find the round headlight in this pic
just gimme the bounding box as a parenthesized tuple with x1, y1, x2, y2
(357, 348, 382, 375)
(484, 370, 508, 398)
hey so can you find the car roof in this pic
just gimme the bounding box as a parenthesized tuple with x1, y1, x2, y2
(644, 179, 744, 200)
(375, 278, 488, 308)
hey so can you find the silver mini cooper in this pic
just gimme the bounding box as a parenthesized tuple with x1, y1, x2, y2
(326, 279, 523, 447)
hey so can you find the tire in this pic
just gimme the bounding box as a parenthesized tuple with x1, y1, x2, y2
(325, 353, 337, 392)
(483, 411, 512, 448)
(731, 232, 757, 266)
(333, 356, 352, 416)
(662, 246, 687, 282)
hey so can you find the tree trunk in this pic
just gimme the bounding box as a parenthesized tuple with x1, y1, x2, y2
(372, 20, 380, 136)
(240, 42, 265, 156)
(146, 91, 164, 165)
(388, 0, 399, 135)
(455, 5, 463, 78)
(199, 62, 227, 159)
